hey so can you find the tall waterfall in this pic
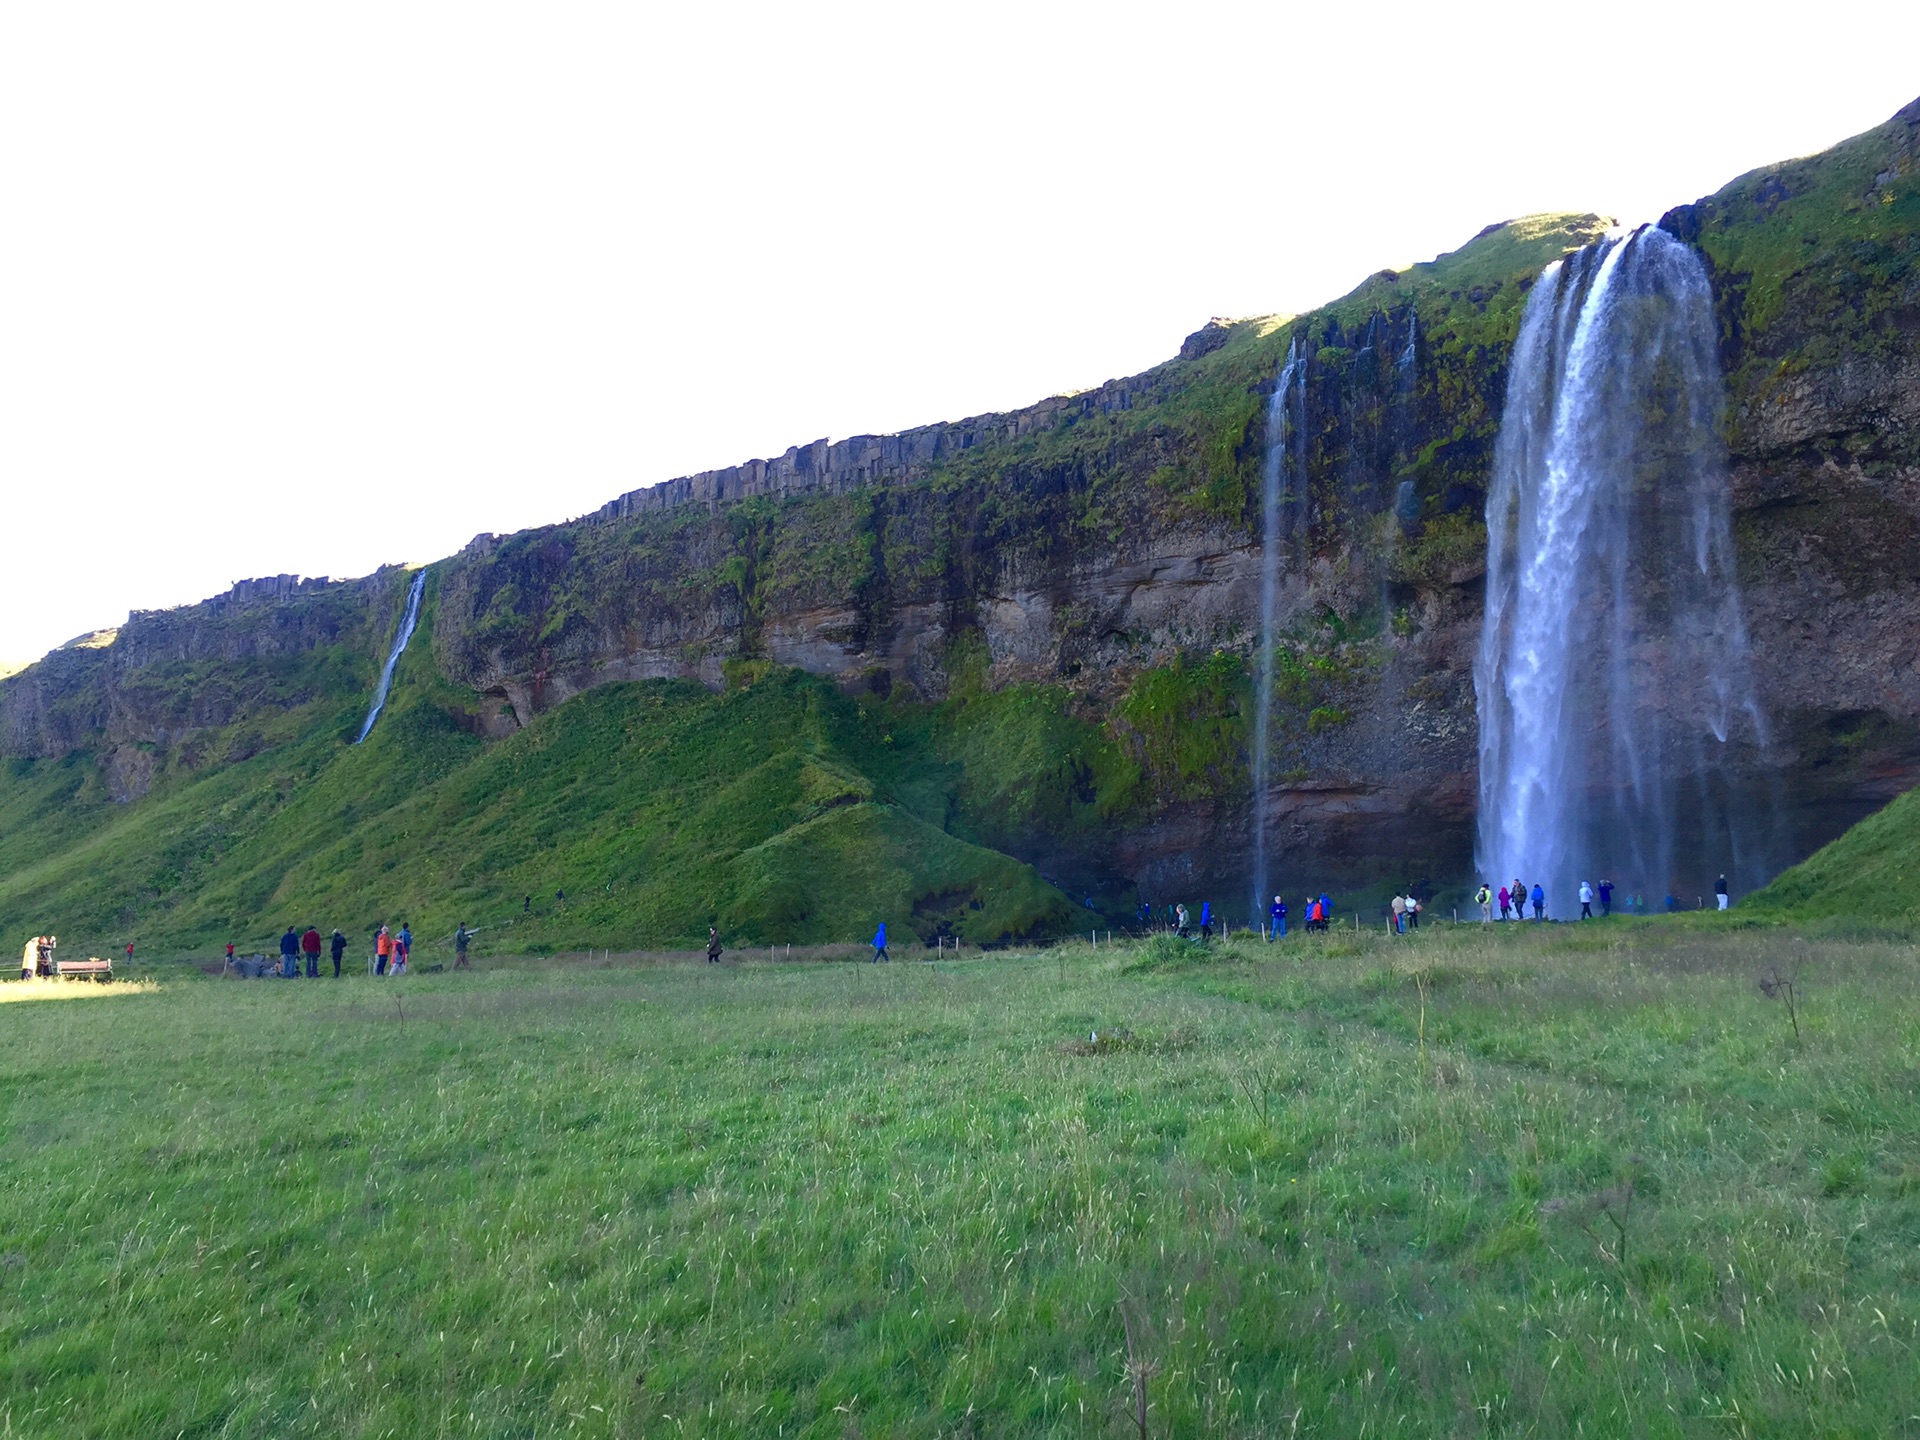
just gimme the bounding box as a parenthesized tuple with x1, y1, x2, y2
(1475, 225, 1774, 908)
(1249, 339, 1306, 920)
(355, 571, 426, 744)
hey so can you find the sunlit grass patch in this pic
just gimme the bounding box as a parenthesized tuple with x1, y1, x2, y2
(0, 976, 158, 1004)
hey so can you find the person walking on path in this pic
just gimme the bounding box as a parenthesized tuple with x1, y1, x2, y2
(1319, 894, 1333, 931)
(1578, 882, 1594, 920)
(1199, 902, 1213, 942)
(871, 922, 889, 963)
(330, 928, 347, 977)
(1530, 883, 1546, 921)
(1477, 885, 1493, 922)
(706, 926, 722, 964)
(279, 927, 299, 976)
(1598, 878, 1614, 916)
(301, 925, 322, 977)
(1270, 895, 1286, 940)
(453, 924, 473, 970)
(1715, 874, 1730, 911)
(1175, 904, 1190, 939)
(375, 924, 392, 976)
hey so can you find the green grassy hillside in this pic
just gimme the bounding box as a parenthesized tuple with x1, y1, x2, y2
(0, 588, 1080, 957)
(1744, 784, 1920, 929)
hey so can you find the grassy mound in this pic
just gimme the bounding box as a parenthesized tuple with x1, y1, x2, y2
(1744, 784, 1920, 929)
(0, 633, 1078, 955)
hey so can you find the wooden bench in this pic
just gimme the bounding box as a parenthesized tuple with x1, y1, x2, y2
(55, 958, 113, 981)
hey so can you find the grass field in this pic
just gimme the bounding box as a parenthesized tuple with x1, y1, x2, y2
(4, 920, 1919, 1437)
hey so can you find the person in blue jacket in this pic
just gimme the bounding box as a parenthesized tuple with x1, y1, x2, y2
(1319, 893, 1333, 931)
(279, 927, 299, 977)
(1270, 895, 1286, 940)
(1199, 901, 1213, 941)
(871, 922, 889, 963)
(1530, 883, 1546, 920)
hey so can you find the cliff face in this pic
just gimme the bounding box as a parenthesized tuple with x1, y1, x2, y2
(3, 100, 1916, 927)
(0, 571, 410, 799)
(1682, 96, 1920, 838)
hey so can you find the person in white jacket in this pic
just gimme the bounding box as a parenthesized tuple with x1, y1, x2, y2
(1579, 881, 1595, 919)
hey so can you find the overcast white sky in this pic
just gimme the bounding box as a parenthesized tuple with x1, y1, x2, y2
(2, 2, 1916, 664)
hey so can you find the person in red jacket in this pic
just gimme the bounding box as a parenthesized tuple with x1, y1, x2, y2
(301, 925, 322, 978)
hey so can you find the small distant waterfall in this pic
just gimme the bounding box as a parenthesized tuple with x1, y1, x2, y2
(1249, 339, 1307, 920)
(355, 571, 426, 744)
(1475, 226, 1774, 908)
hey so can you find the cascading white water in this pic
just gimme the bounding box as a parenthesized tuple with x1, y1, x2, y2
(355, 571, 426, 744)
(1475, 225, 1774, 909)
(1249, 339, 1307, 920)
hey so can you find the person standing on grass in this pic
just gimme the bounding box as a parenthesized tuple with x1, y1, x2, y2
(375, 924, 391, 975)
(1270, 895, 1286, 940)
(1390, 893, 1406, 933)
(871, 922, 889, 963)
(1578, 881, 1594, 920)
(1408, 894, 1421, 930)
(454, 924, 473, 970)
(1598, 878, 1614, 916)
(330, 928, 347, 977)
(706, 926, 722, 964)
(1199, 901, 1213, 942)
(393, 923, 411, 975)
(1530, 883, 1546, 921)
(1715, 874, 1730, 911)
(279, 927, 299, 975)
(1175, 904, 1190, 939)
(301, 925, 322, 977)
(1477, 884, 1493, 922)
(1497, 885, 1511, 921)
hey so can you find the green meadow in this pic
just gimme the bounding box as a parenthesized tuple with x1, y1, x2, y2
(5, 919, 1919, 1438)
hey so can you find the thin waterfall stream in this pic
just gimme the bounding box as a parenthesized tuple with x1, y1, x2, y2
(1474, 225, 1776, 910)
(1249, 340, 1305, 921)
(355, 571, 426, 744)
